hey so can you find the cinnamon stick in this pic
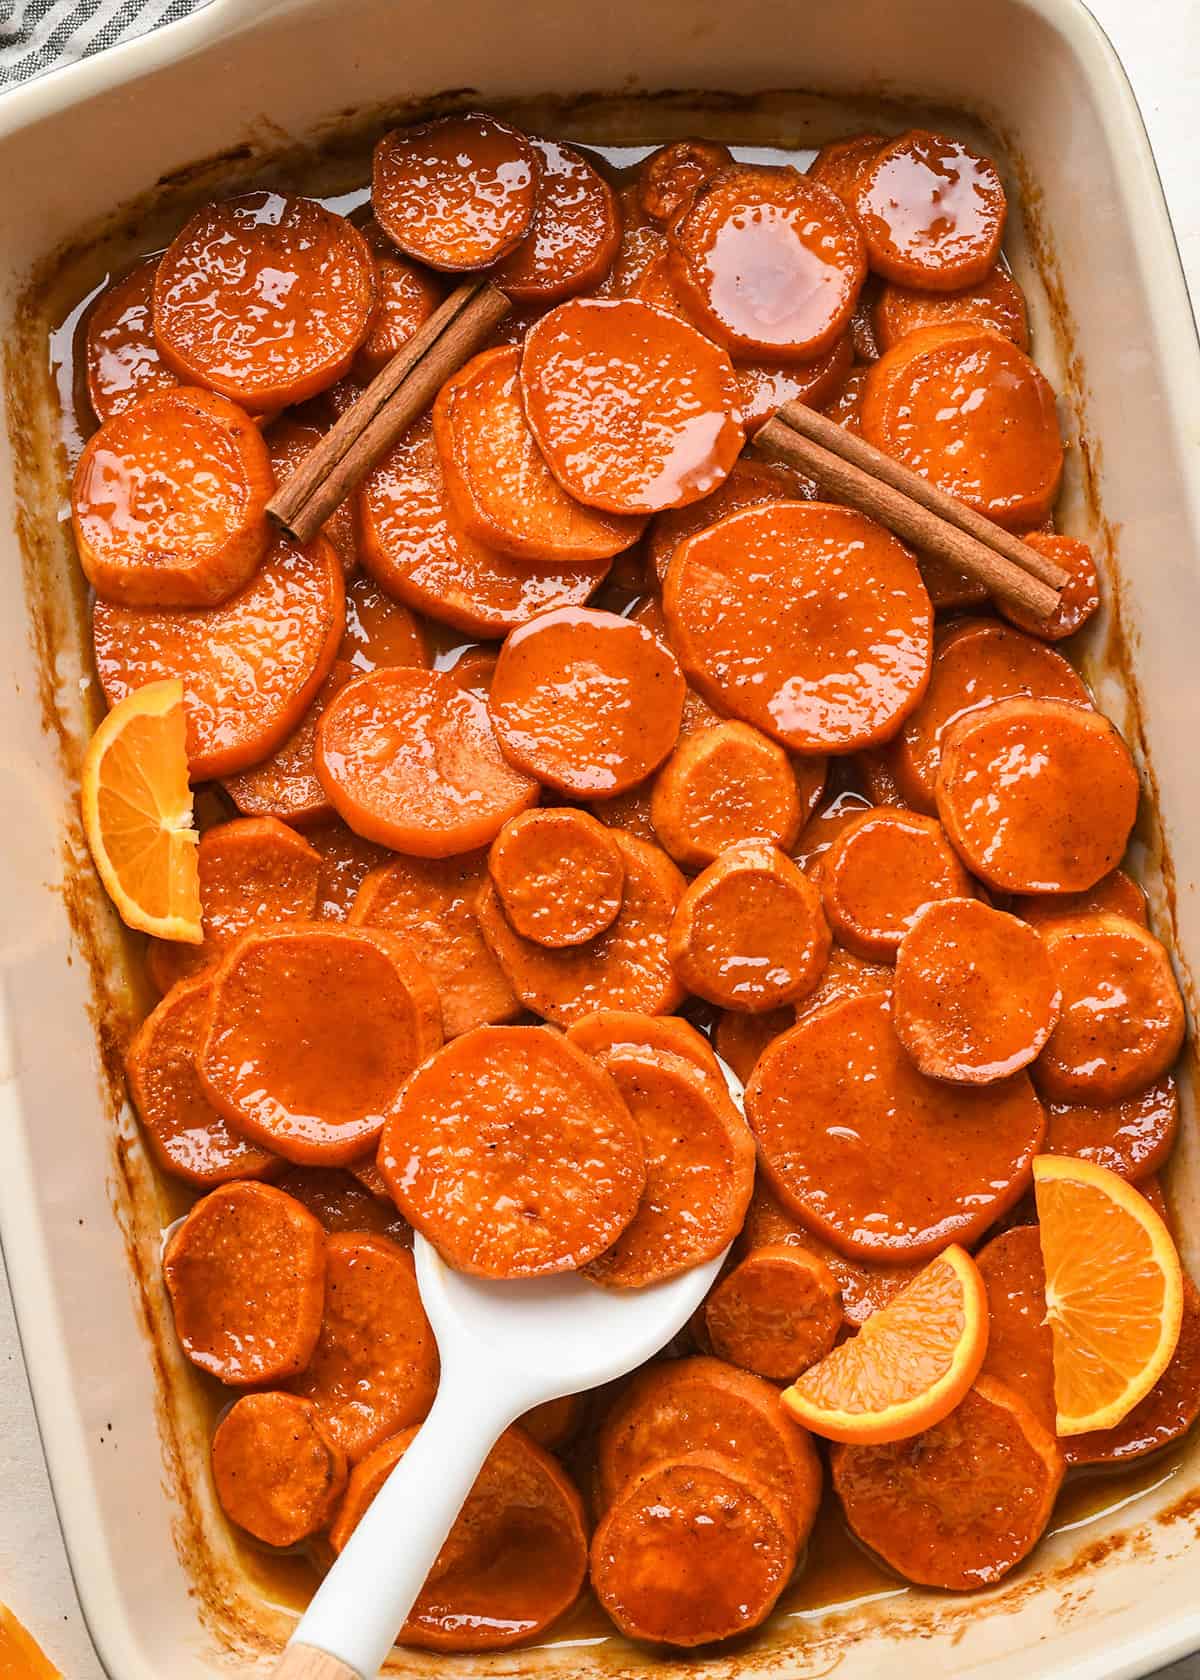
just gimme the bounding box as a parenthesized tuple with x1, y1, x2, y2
(756, 406, 1066, 620)
(268, 280, 511, 546)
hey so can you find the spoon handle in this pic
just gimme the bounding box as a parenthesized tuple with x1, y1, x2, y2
(278, 1377, 512, 1679)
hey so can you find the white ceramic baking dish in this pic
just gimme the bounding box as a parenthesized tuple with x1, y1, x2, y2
(1, 0, 1199, 1676)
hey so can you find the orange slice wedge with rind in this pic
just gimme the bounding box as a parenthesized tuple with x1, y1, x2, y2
(781, 1243, 987, 1444)
(1033, 1154, 1183, 1436)
(80, 678, 202, 942)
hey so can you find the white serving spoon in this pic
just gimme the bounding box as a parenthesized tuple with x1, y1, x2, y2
(273, 1058, 745, 1680)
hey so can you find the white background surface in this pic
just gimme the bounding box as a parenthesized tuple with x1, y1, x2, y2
(1, 2, 1198, 1674)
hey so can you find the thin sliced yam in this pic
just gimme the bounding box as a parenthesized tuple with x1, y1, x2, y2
(998, 532, 1101, 642)
(650, 720, 807, 871)
(793, 943, 893, 1022)
(806, 133, 887, 213)
(646, 456, 808, 585)
(163, 1182, 325, 1384)
(488, 807, 625, 946)
(637, 140, 733, 226)
(85, 256, 177, 422)
(566, 1009, 722, 1081)
(496, 137, 621, 300)
(819, 807, 973, 962)
(1043, 1076, 1178, 1180)
(791, 789, 874, 875)
(705, 1243, 842, 1381)
(735, 333, 854, 433)
(1013, 867, 1148, 931)
(212, 1392, 347, 1546)
(339, 571, 427, 673)
(854, 131, 1007, 291)
(354, 223, 444, 381)
(976, 1223, 1056, 1433)
(308, 819, 392, 921)
(380, 1025, 645, 1277)
(713, 1007, 794, 1085)
(223, 661, 355, 829)
(273, 1165, 412, 1245)
(266, 417, 358, 575)
(873, 265, 1029, 352)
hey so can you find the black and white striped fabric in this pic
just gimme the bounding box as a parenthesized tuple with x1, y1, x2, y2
(0, 0, 211, 90)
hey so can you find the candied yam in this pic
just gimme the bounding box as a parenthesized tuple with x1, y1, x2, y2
(746, 991, 1045, 1261)
(273, 1165, 411, 1244)
(308, 819, 392, 921)
(380, 1025, 645, 1277)
(596, 1354, 822, 1534)
(520, 298, 744, 514)
(893, 618, 1091, 813)
(353, 224, 444, 381)
(339, 571, 427, 673)
(266, 417, 357, 575)
(358, 415, 610, 636)
(854, 131, 1007, 291)
(831, 1378, 1063, 1589)
(1044, 1076, 1179, 1180)
(331, 1425, 587, 1650)
(705, 1243, 842, 1381)
(566, 1009, 722, 1081)
(873, 264, 1029, 352)
(637, 139, 733, 226)
(646, 456, 807, 586)
(713, 1006, 794, 1085)
(592, 219, 668, 298)
(1065, 1275, 1200, 1466)
(315, 665, 538, 855)
(476, 829, 685, 1024)
(73, 387, 272, 609)
(433, 347, 643, 563)
(489, 606, 684, 797)
(85, 257, 177, 423)
(669, 841, 831, 1012)
(489, 808, 625, 947)
(793, 943, 893, 1021)
(153, 192, 376, 410)
(735, 333, 854, 433)
(372, 113, 538, 270)
(162, 1182, 324, 1384)
(806, 133, 887, 213)
(819, 808, 973, 962)
(650, 719, 807, 870)
(935, 698, 1140, 893)
(198, 923, 442, 1164)
(894, 898, 1061, 1083)
(291, 1233, 438, 1461)
(664, 502, 932, 753)
(212, 1391, 347, 1547)
(668, 164, 867, 359)
(791, 789, 874, 875)
(582, 1048, 755, 1289)
(348, 851, 519, 1037)
(125, 974, 277, 1186)
(1034, 914, 1185, 1104)
(93, 531, 344, 781)
(496, 137, 621, 300)
(861, 324, 1063, 529)
(1014, 867, 1148, 931)
(223, 660, 354, 828)
(591, 1453, 796, 1647)
(998, 531, 1102, 642)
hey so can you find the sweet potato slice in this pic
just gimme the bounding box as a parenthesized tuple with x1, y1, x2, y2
(636, 139, 732, 226)
(998, 532, 1101, 643)
(223, 661, 354, 829)
(163, 1182, 325, 1384)
(291, 1232, 438, 1461)
(273, 1165, 411, 1245)
(1043, 1076, 1178, 1181)
(85, 256, 177, 422)
(266, 417, 357, 576)
(712, 1007, 794, 1085)
(650, 720, 806, 871)
(819, 807, 973, 962)
(705, 1243, 842, 1381)
(806, 133, 886, 213)
(339, 571, 427, 673)
(873, 264, 1029, 352)
(735, 333, 854, 433)
(566, 1009, 722, 1081)
(645, 456, 806, 586)
(975, 1223, 1056, 1433)
(199, 923, 442, 1164)
(380, 1025, 646, 1277)
(212, 1391, 347, 1546)
(854, 131, 1007, 291)
(488, 808, 625, 947)
(496, 137, 621, 300)
(307, 820, 392, 921)
(353, 222, 444, 381)
(792, 944, 893, 1021)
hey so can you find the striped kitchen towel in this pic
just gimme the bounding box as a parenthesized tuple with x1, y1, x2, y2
(0, 0, 211, 90)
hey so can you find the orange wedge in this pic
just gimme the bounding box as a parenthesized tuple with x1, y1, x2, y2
(781, 1243, 987, 1443)
(1033, 1154, 1183, 1436)
(80, 678, 202, 942)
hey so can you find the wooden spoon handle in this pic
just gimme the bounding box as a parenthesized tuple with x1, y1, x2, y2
(273, 1644, 360, 1680)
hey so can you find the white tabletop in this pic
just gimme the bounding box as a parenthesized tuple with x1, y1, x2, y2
(1, 2, 1198, 1673)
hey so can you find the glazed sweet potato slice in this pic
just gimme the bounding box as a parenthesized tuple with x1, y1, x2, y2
(645, 456, 807, 586)
(668, 164, 867, 359)
(1043, 1076, 1179, 1181)
(380, 1025, 645, 1277)
(893, 618, 1090, 813)
(223, 661, 354, 829)
(806, 133, 886, 213)
(668, 842, 832, 1012)
(291, 1233, 439, 1461)
(861, 324, 1063, 529)
(349, 851, 520, 1038)
(357, 415, 610, 636)
(433, 347, 644, 563)
(163, 1182, 325, 1384)
(73, 387, 273, 609)
(339, 572, 427, 673)
(372, 113, 538, 270)
(1013, 867, 1148, 931)
(212, 1391, 347, 1546)
(854, 131, 1007, 291)
(1065, 1275, 1200, 1466)
(735, 334, 854, 434)
(596, 1354, 822, 1535)
(308, 820, 392, 921)
(998, 532, 1101, 643)
(274, 1165, 411, 1244)
(819, 808, 973, 962)
(84, 257, 178, 422)
(93, 531, 344, 781)
(935, 698, 1140, 894)
(873, 264, 1029, 352)
(894, 898, 1061, 1083)
(153, 191, 376, 410)
(495, 137, 621, 300)
(331, 1424, 588, 1650)
(125, 973, 277, 1186)
(664, 502, 933, 754)
(566, 1009, 722, 1082)
(712, 1007, 794, 1086)
(265, 417, 358, 576)
(520, 298, 744, 514)
(1035, 913, 1185, 1104)
(792, 789, 874, 874)
(315, 665, 537, 855)
(831, 1378, 1062, 1589)
(199, 923, 442, 1165)
(353, 222, 444, 381)
(793, 944, 894, 1021)
(704, 1243, 842, 1382)
(475, 831, 686, 1025)
(636, 139, 732, 226)
(489, 606, 685, 797)
(591, 1452, 796, 1647)
(745, 992, 1045, 1262)
(581, 1048, 755, 1289)
(489, 808, 625, 947)
(650, 720, 806, 871)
